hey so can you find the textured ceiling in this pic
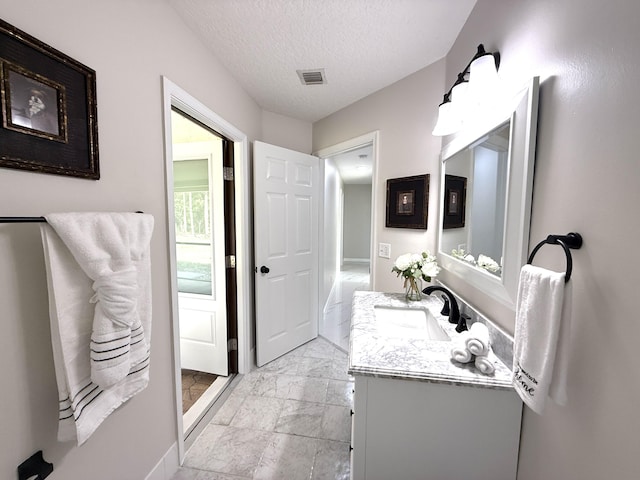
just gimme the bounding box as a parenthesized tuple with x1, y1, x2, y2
(329, 144, 374, 185)
(168, 0, 477, 123)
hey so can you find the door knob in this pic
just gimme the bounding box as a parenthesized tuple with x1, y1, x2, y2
(260, 265, 270, 274)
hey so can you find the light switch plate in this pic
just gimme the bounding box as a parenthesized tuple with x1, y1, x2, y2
(378, 243, 391, 259)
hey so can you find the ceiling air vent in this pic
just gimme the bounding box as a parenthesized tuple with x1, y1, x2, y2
(297, 69, 327, 86)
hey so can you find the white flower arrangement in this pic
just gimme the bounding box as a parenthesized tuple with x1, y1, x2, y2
(451, 248, 466, 260)
(392, 251, 440, 300)
(451, 248, 501, 274)
(451, 248, 475, 264)
(477, 254, 501, 273)
(392, 251, 440, 282)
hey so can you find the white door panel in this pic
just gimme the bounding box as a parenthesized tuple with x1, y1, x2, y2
(179, 303, 220, 371)
(179, 308, 215, 342)
(172, 133, 228, 377)
(254, 141, 319, 367)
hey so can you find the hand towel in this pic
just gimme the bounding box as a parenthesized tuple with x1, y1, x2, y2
(450, 331, 474, 363)
(512, 264, 570, 414)
(548, 281, 572, 406)
(474, 355, 495, 375)
(40, 212, 153, 445)
(465, 322, 491, 356)
(45, 212, 153, 388)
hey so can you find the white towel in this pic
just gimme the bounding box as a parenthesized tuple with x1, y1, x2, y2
(40, 212, 154, 445)
(45, 212, 153, 388)
(450, 331, 474, 363)
(465, 322, 491, 356)
(548, 281, 572, 406)
(512, 264, 571, 414)
(474, 355, 495, 375)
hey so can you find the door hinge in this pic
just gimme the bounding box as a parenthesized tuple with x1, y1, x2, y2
(223, 167, 234, 181)
(227, 338, 238, 351)
(225, 255, 236, 268)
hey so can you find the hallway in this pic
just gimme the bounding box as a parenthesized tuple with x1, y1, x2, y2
(319, 262, 370, 351)
(171, 263, 369, 479)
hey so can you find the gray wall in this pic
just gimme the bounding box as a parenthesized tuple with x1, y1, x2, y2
(343, 184, 372, 261)
(321, 158, 343, 309)
(261, 110, 313, 154)
(2, 0, 638, 478)
(446, 1, 640, 478)
(314, 60, 446, 293)
(0, 0, 262, 478)
(316, 0, 640, 478)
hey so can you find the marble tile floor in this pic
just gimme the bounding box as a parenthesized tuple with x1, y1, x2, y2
(172, 336, 354, 480)
(319, 262, 370, 352)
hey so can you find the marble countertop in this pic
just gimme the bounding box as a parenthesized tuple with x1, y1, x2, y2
(348, 291, 514, 390)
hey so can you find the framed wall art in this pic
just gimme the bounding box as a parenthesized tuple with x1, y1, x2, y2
(0, 18, 99, 179)
(385, 174, 429, 229)
(443, 174, 467, 229)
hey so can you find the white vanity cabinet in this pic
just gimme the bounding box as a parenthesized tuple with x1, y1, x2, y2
(350, 375, 522, 480)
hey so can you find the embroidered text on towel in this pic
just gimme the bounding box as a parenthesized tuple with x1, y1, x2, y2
(513, 362, 538, 396)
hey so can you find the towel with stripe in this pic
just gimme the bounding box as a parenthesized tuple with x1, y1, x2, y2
(40, 212, 154, 445)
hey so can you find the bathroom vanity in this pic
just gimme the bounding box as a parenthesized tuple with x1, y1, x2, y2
(348, 291, 522, 480)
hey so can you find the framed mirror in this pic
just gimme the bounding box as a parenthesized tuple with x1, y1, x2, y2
(437, 76, 539, 309)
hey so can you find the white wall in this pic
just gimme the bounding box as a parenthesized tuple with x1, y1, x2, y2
(313, 60, 446, 293)
(343, 184, 372, 261)
(0, 1, 262, 478)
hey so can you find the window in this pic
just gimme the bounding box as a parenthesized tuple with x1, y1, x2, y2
(174, 158, 213, 295)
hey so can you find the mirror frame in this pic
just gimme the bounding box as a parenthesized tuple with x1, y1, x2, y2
(437, 76, 539, 309)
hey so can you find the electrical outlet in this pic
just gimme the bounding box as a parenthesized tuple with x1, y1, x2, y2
(378, 243, 391, 259)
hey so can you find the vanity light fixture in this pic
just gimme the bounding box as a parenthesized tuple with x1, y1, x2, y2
(432, 44, 501, 136)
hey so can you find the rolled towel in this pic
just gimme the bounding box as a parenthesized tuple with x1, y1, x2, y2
(450, 331, 474, 364)
(45, 212, 154, 389)
(465, 322, 491, 356)
(475, 355, 495, 375)
(89, 266, 147, 388)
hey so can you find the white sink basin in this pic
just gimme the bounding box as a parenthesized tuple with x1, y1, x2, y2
(373, 306, 450, 341)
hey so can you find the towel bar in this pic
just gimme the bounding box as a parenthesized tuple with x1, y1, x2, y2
(0, 216, 46, 223)
(0, 212, 144, 223)
(527, 232, 583, 282)
(17, 450, 53, 480)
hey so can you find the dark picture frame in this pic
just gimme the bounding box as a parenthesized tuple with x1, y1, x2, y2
(0, 18, 99, 179)
(443, 174, 467, 229)
(385, 174, 429, 229)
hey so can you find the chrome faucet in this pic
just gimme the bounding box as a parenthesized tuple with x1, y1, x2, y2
(422, 285, 468, 333)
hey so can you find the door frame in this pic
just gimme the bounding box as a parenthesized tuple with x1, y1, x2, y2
(162, 77, 252, 463)
(315, 131, 379, 312)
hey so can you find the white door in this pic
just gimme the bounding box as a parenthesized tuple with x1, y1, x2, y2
(172, 114, 228, 376)
(254, 141, 319, 367)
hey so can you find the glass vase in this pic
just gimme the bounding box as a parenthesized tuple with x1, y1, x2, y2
(404, 276, 422, 301)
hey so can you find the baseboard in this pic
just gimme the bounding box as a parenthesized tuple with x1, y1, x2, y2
(145, 442, 179, 480)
